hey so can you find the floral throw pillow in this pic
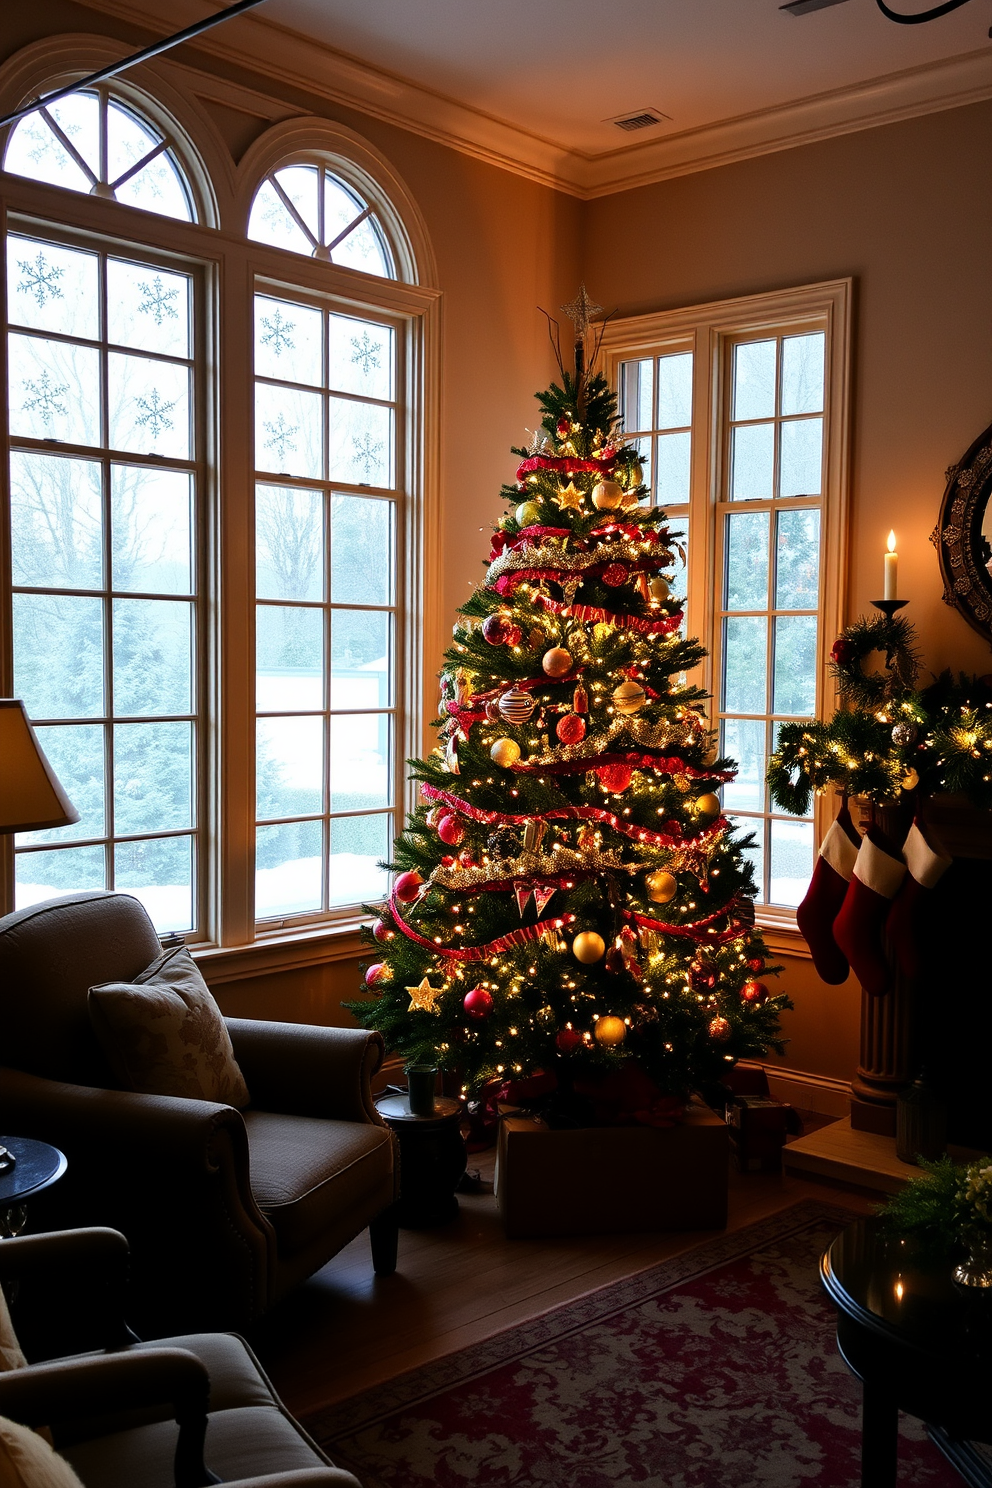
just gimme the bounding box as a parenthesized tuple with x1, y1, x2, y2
(88, 945, 250, 1108)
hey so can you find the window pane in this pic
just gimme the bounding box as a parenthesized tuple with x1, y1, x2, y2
(333, 215, 392, 278)
(328, 315, 393, 400)
(781, 332, 825, 416)
(733, 340, 776, 421)
(115, 834, 193, 933)
(776, 508, 820, 610)
(328, 399, 392, 487)
(656, 432, 691, 507)
(330, 496, 392, 605)
(730, 422, 774, 502)
(257, 716, 324, 818)
(4, 114, 93, 193)
(108, 353, 191, 460)
(115, 151, 192, 221)
(255, 383, 322, 478)
(723, 616, 767, 714)
(658, 352, 692, 429)
(256, 606, 323, 711)
(107, 262, 190, 358)
(112, 598, 192, 716)
(730, 816, 765, 905)
(275, 166, 321, 240)
(7, 237, 99, 339)
(323, 174, 364, 239)
(16, 844, 106, 908)
(14, 594, 103, 719)
(256, 819, 323, 918)
(106, 100, 158, 186)
(47, 94, 100, 178)
(114, 721, 193, 833)
(773, 615, 817, 715)
(9, 333, 100, 445)
(722, 719, 766, 813)
(255, 296, 322, 385)
(329, 813, 389, 907)
(111, 467, 193, 595)
(248, 179, 314, 255)
(256, 486, 324, 601)
(10, 452, 102, 590)
(331, 611, 391, 708)
(620, 359, 652, 432)
(631, 436, 652, 501)
(20, 724, 105, 845)
(780, 417, 822, 497)
(725, 512, 768, 610)
(330, 714, 390, 811)
(770, 818, 814, 907)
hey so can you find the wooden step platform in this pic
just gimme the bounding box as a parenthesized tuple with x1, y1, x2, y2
(784, 1116, 984, 1194)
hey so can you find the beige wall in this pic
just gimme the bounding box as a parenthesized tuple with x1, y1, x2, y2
(584, 100, 992, 1092)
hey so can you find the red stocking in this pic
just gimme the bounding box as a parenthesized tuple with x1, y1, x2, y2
(886, 819, 952, 983)
(833, 826, 906, 996)
(796, 800, 860, 984)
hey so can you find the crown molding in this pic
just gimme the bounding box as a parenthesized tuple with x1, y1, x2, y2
(64, 0, 992, 198)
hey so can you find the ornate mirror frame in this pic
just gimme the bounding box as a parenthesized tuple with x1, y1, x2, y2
(931, 418, 992, 647)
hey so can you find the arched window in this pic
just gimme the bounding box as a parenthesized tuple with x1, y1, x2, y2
(4, 86, 195, 222)
(248, 162, 394, 278)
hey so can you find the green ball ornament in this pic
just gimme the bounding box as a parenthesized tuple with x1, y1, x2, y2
(516, 500, 541, 526)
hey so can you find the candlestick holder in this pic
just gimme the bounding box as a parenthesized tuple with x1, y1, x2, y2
(871, 599, 908, 618)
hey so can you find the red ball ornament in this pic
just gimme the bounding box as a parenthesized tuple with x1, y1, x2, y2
(364, 963, 389, 987)
(708, 1016, 732, 1042)
(394, 870, 423, 903)
(555, 417, 571, 439)
(597, 762, 633, 793)
(601, 563, 627, 587)
(555, 1028, 583, 1054)
(504, 624, 523, 646)
(482, 613, 509, 645)
(556, 712, 587, 746)
(372, 918, 393, 944)
(605, 946, 626, 975)
(437, 813, 464, 847)
(463, 987, 494, 1020)
(830, 636, 854, 666)
(746, 956, 765, 973)
(741, 978, 770, 1005)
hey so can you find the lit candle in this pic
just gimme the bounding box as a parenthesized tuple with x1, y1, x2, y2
(884, 530, 898, 600)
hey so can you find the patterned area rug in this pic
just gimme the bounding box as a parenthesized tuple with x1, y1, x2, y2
(307, 1201, 960, 1488)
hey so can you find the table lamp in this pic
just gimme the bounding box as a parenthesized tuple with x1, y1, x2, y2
(0, 699, 79, 833)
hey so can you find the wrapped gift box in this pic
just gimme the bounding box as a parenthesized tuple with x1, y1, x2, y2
(722, 1066, 803, 1173)
(494, 1096, 728, 1238)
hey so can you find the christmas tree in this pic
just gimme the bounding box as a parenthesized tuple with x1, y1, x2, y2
(353, 290, 789, 1118)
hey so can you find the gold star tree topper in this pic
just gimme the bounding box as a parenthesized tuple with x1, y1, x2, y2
(406, 976, 443, 1014)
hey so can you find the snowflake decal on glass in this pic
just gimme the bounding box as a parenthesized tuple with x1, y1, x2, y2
(349, 331, 381, 379)
(22, 371, 69, 428)
(135, 388, 177, 439)
(137, 275, 180, 326)
(17, 252, 65, 309)
(352, 432, 384, 482)
(264, 413, 299, 466)
(260, 308, 296, 359)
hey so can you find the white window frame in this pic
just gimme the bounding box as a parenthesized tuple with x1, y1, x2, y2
(0, 54, 441, 978)
(599, 280, 852, 941)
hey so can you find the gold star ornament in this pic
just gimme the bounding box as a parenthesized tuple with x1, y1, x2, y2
(555, 481, 584, 512)
(406, 976, 443, 1014)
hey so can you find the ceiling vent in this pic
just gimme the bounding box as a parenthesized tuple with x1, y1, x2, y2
(607, 108, 670, 133)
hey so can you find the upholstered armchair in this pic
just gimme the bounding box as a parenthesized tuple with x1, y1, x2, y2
(0, 890, 399, 1335)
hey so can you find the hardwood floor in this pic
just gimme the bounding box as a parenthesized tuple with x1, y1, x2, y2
(251, 1121, 879, 1420)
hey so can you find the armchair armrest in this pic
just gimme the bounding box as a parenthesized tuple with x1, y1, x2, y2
(0, 1348, 218, 1488)
(0, 1228, 136, 1350)
(222, 1473, 361, 1487)
(226, 1021, 384, 1123)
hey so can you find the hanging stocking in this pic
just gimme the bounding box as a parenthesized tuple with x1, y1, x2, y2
(796, 799, 861, 984)
(833, 826, 906, 996)
(886, 818, 952, 983)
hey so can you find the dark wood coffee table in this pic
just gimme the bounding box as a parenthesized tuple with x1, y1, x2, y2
(821, 1217, 992, 1487)
(0, 1135, 67, 1237)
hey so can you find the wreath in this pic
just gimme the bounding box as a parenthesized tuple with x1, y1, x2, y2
(828, 615, 920, 709)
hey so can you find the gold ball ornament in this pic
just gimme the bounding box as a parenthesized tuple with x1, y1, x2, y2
(516, 500, 541, 526)
(542, 647, 574, 677)
(645, 869, 678, 904)
(592, 479, 624, 510)
(619, 487, 641, 511)
(594, 1015, 626, 1046)
(695, 792, 722, 818)
(490, 737, 522, 768)
(649, 574, 670, 601)
(612, 679, 647, 715)
(572, 931, 606, 964)
(592, 623, 612, 643)
(708, 1016, 732, 1042)
(901, 768, 920, 791)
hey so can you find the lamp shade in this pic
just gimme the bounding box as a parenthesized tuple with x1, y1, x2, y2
(0, 700, 79, 833)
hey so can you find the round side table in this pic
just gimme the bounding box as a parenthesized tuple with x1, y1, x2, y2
(374, 1095, 467, 1228)
(0, 1136, 67, 1238)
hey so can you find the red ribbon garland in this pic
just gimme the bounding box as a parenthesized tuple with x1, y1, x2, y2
(389, 892, 571, 962)
(509, 750, 734, 781)
(623, 905, 751, 946)
(515, 453, 618, 482)
(532, 593, 683, 636)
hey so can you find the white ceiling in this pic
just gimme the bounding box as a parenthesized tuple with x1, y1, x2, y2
(260, 0, 991, 155)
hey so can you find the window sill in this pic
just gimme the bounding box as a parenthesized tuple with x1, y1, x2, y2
(755, 914, 811, 960)
(192, 917, 371, 985)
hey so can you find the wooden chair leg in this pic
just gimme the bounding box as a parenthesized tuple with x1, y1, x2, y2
(369, 1206, 399, 1276)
